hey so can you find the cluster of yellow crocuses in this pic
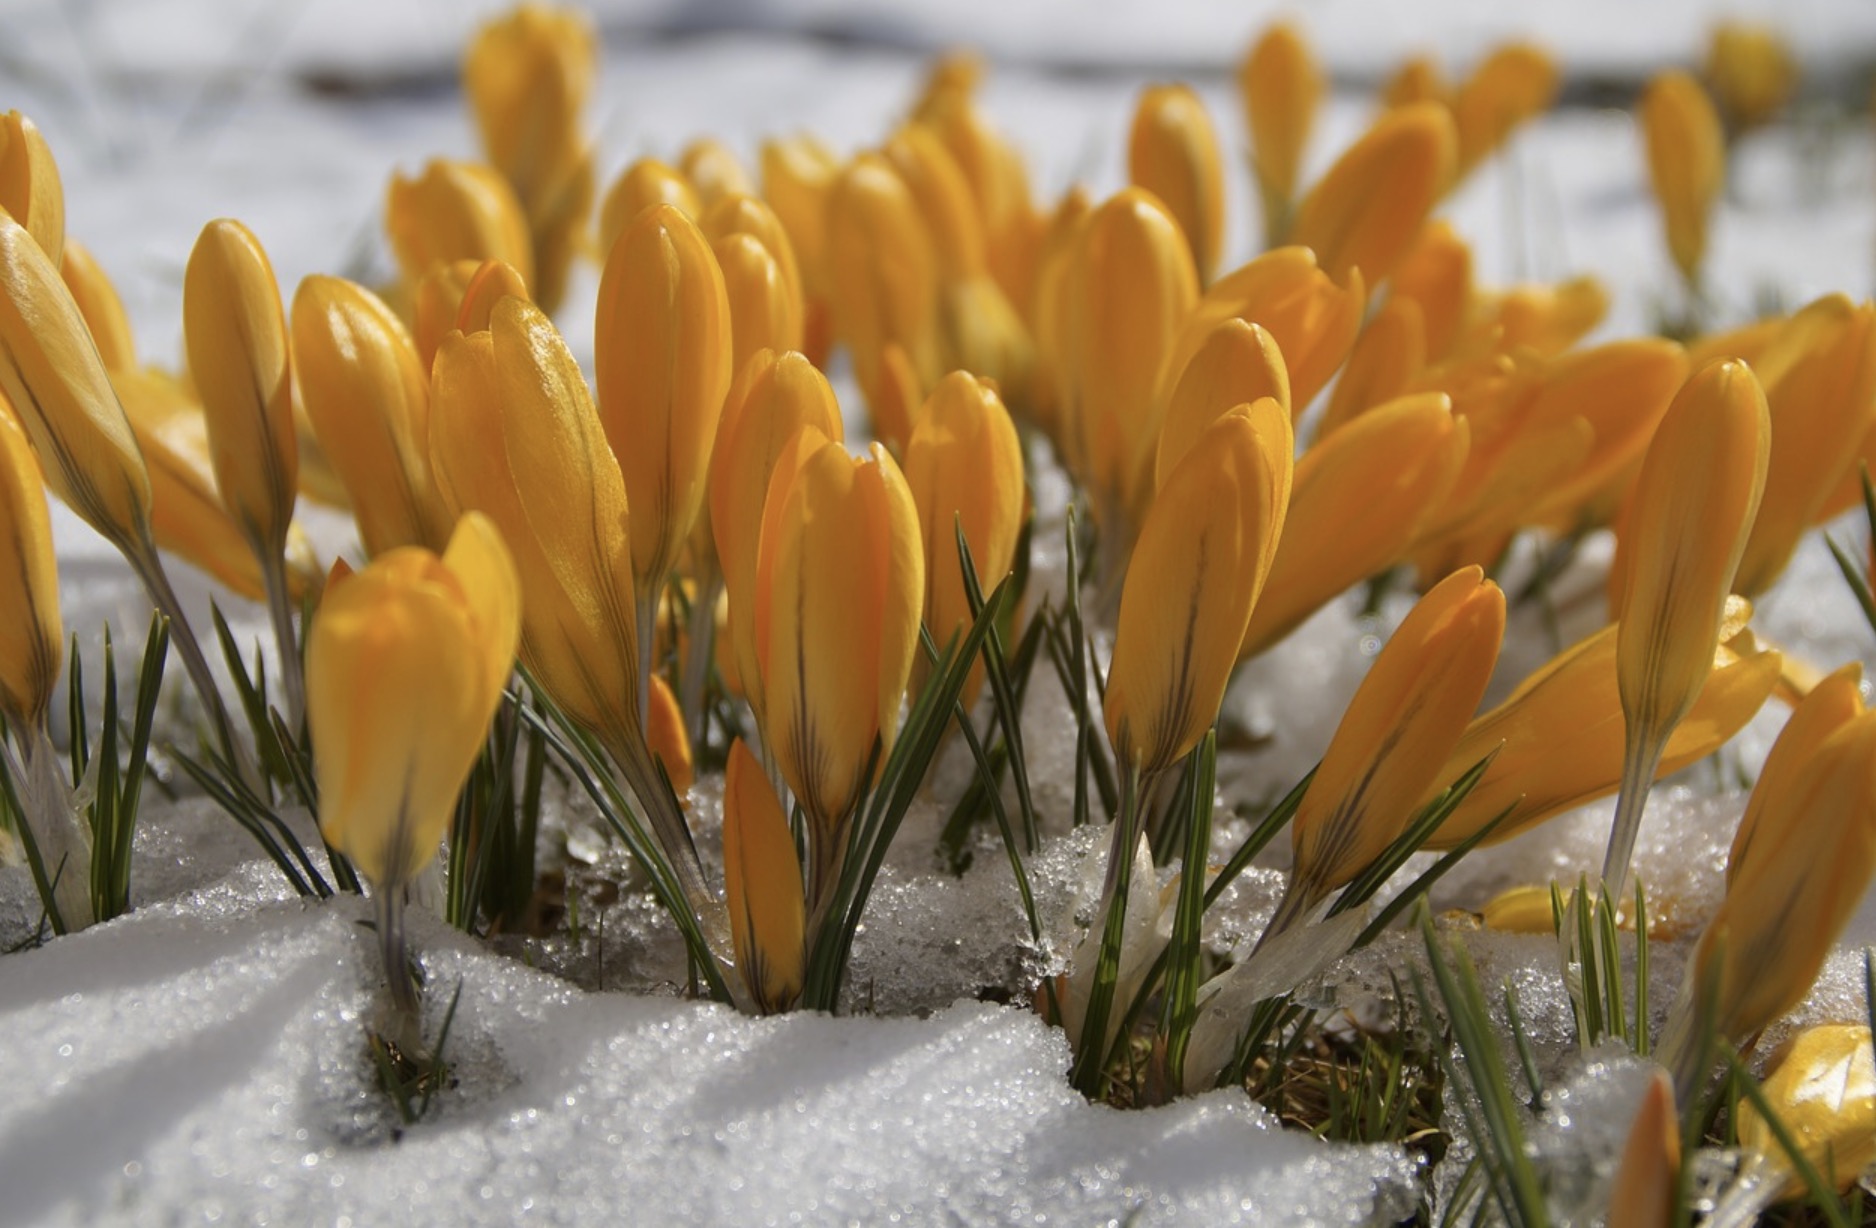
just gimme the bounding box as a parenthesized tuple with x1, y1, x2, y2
(0, 7, 1873, 1144)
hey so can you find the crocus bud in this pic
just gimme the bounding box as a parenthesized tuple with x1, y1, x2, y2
(722, 738, 806, 1014)
(1127, 84, 1225, 284)
(292, 275, 441, 556)
(1170, 246, 1365, 417)
(1604, 359, 1769, 889)
(310, 511, 519, 890)
(1315, 297, 1425, 442)
(1608, 1073, 1679, 1228)
(1241, 394, 1469, 659)
(598, 157, 701, 257)
(594, 202, 733, 594)
(454, 258, 530, 336)
(1289, 102, 1458, 289)
(710, 351, 846, 731)
(1389, 221, 1472, 362)
(1641, 70, 1725, 287)
(0, 214, 152, 551)
(1267, 567, 1504, 938)
(184, 218, 298, 560)
(1525, 339, 1688, 533)
(646, 672, 694, 799)
(1472, 275, 1609, 358)
(58, 240, 135, 373)
(1239, 22, 1324, 245)
(1382, 55, 1451, 111)
(412, 259, 482, 374)
(0, 111, 63, 267)
(760, 134, 841, 299)
(756, 433, 923, 899)
(713, 230, 803, 378)
(823, 154, 942, 426)
(1154, 318, 1290, 492)
(1705, 21, 1797, 133)
(1421, 616, 1781, 851)
(680, 137, 753, 208)
(702, 194, 805, 330)
(1737, 1025, 1876, 1199)
(1452, 43, 1559, 179)
(0, 408, 60, 729)
(385, 159, 534, 292)
(1104, 400, 1292, 777)
(902, 371, 1026, 706)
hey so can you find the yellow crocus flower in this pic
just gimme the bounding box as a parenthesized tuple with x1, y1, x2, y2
(1265, 566, 1504, 940)
(1604, 358, 1769, 891)
(1154, 318, 1290, 492)
(1169, 245, 1365, 418)
(0, 111, 63, 266)
(0, 407, 59, 730)
(57, 240, 135, 374)
(1726, 663, 1865, 891)
(292, 274, 442, 556)
(1737, 1025, 1876, 1199)
(722, 738, 806, 1014)
(1389, 221, 1471, 362)
(912, 90, 1042, 319)
(1705, 21, 1797, 133)
(593, 201, 732, 600)
(385, 159, 533, 293)
(184, 219, 298, 564)
(701, 194, 805, 329)
(1104, 399, 1292, 779)
(902, 370, 1026, 707)
(646, 672, 694, 799)
(1238, 21, 1324, 246)
(1641, 70, 1725, 288)
(1469, 275, 1609, 358)
(452, 258, 530, 338)
(680, 137, 754, 208)
(414, 259, 483, 372)
(1421, 619, 1781, 851)
(1608, 1073, 1679, 1228)
(1127, 84, 1225, 284)
(1525, 339, 1688, 534)
(759, 133, 841, 302)
(598, 157, 702, 257)
(1240, 393, 1469, 659)
(1452, 43, 1559, 180)
(1314, 298, 1425, 442)
(713, 231, 803, 379)
(1289, 103, 1458, 289)
(1382, 55, 1451, 111)
(756, 431, 923, 904)
(308, 511, 518, 1020)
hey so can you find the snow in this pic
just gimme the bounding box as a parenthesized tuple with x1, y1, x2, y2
(7, 0, 1876, 1222)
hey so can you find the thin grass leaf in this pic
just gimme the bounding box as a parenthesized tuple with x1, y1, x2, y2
(1504, 984, 1545, 1107)
(1331, 751, 1498, 919)
(1824, 533, 1876, 635)
(1162, 731, 1217, 1091)
(956, 521, 1039, 852)
(171, 746, 326, 897)
(1354, 802, 1518, 949)
(1069, 761, 1140, 1097)
(0, 737, 66, 935)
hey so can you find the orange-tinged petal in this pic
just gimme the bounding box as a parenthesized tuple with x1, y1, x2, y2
(701, 194, 805, 330)
(1289, 103, 1457, 288)
(885, 124, 989, 283)
(292, 274, 440, 556)
(1382, 55, 1451, 111)
(58, 239, 135, 373)
(1469, 275, 1609, 357)
(184, 218, 298, 556)
(1315, 297, 1425, 442)
(595, 202, 733, 591)
(713, 231, 802, 379)
(680, 137, 753, 208)
(1737, 1024, 1876, 1198)
(1239, 22, 1324, 243)
(1127, 84, 1226, 284)
(1526, 338, 1688, 532)
(0, 111, 63, 267)
(0, 407, 60, 728)
(1104, 400, 1292, 775)
(646, 671, 694, 798)
(1154, 318, 1290, 492)
(1705, 22, 1797, 132)
(385, 159, 534, 292)
(759, 134, 841, 298)
(414, 258, 485, 373)
(1389, 221, 1471, 362)
(598, 157, 701, 257)
(1608, 1073, 1679, 1228)
(453, 257, 531, 337)
(723, 738, 806, 1013)
(1641, 70, 1725, 285)
(824, 154, 942, 427)
(1452, 43, 1559, 179)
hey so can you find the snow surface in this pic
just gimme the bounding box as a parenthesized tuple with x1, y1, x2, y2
(7, 0, 1876, 1224)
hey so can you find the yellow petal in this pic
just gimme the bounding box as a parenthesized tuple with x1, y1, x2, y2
(0, 111, 64, 267)
(646, 672, 694, 799)
(1389, 221, 1471, 362)
(184, 218, 298, 556)
(385, 159, 534, 292)
(598, 157, 701, 259)
(1154, 318, 1290, 493)
(1727, 662, 1865, 891)
(1452, 43, 1559, 179)
(1608, 1073, 1679, 1228)
(1738, 1025, 1876, 1198)
(1314, 297, 1425, 442)
(594, 202, 733, 591)
(1104, 400, 1292, 775)
(759, 134, 841, 298)
(1381, 54, 1451, 111)
(1705, 22, 1797, 132)
(0, 407, 60, 728)
(58, 239, 135, 373)
(679, 137, 753, 209)
(713, 231, 803, 380)
(1127, 84, 1225, 284)
(701, 194, 805, 331)
(1239, 22, 1324, 242)
(1289, 102, 1458, 288)
(722, 738, 806, 1013)
(884, 124, 989, 283)
(1641, 70, 1725, 285)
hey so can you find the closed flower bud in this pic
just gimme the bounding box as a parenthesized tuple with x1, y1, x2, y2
(1525, 339, 1688, 533)
(1737, 1025, 1876, 1199)
(594, 201, 733, 594)
(58, 240, 136, 373)
(184, 218, 298, 559)
(1382, 55, 1451, 111)
(0, 111, 63, 267)
(1127, 84, 1226, 284)
(1608, 1073, 1679, 1228)
(1452, 43, 1559, 179)
(1241, 393, 1469, 659)
(453, 258, 530, 337)
(1171, 246, 1365, 418)
(1641, 70, 1725, 287)
(1154, 318, 1290, 492)
(1478, 884, 1562, 934)
(884, 122, 988, 282)
(1104, 400, 1292, 777)
(1471, 275, 1609, 358)
(1269, 567, 1504, 937)
(757, 434, 923, 899)
(413, 259, 484, 372)
(759, 134, 841, 299)
(1239, 22, 1324, 245)
(1315, 297, 1425, 442)
(702, 195, 805, 330)
(709, 351, 846, 734)
(1705, 22, 1797, 133)
(902, 370, 1026, 706)
(385, 159, 534, 292)
(824, 154, 942, 428)
(0, 408, 60, 729)
(1727, 663, 1864, 890)
(1389, 221, 1472, 362)
(646, 672, 693, 799)
(1289, 102, 1458, 289)
(598, 157, 701, 258)
(680, 137, 753, 208)
(722, 738, 806, 1014)
(292, 274, 442, 556)
(1422, 616, 1780, 851)
(1605, 359, 1769, 889)
(713, 230, 803, 378)
(0, 214, 152, 552)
